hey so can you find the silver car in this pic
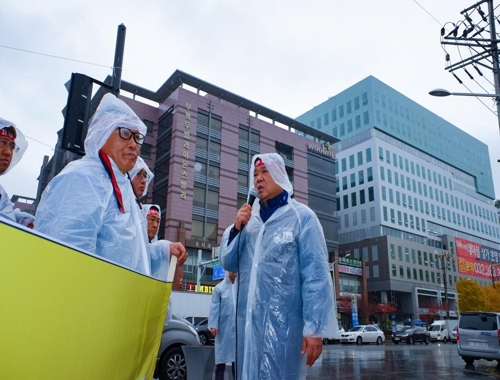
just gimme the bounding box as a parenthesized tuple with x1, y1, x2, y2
(457, 312, 500, 368)
(155, 314, 201, 380)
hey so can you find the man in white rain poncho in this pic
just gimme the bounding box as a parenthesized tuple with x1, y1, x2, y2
(208, 271, 237, 380)
(220, 153, 338, 380)
(36, 93, 186, 276)
(129, 156, 154, 201)
(0, 118, 28, 222)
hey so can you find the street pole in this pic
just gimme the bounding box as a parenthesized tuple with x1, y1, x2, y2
(441, 251, 451, 340)
(487, 0, 500, 132)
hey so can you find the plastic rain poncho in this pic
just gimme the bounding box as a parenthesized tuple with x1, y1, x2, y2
(14, 209, 35, 227)
(208, 272, 236, 365)
(220, 153, 338, 380)
(143, 204, 173, 320)
(35, 94, 156, 276)
(129, 156, 154, 198)
(0, 118, 28, 222)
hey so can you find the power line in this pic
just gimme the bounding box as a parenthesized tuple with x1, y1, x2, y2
(0, 44, 112, 69)
(413, 0, 442, 25)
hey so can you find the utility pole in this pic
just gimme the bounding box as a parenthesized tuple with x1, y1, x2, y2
(439, 0, 500, 131)
(111, 24, 127, 96)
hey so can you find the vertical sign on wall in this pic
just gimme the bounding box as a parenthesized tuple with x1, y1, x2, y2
(181, 103, 191, 200)
(351, 296, 359, 327)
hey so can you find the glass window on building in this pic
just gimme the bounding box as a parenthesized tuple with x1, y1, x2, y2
(392, 264, 397, 277)
(366, 148, 372, 162)
(238, 150, 249, 165)
(191, 219, 218, 241)
(370, 207, 376, 222)
(344, 214, 349, 227)
(398, 211, 402, 225)
(407, 267, 412, 279)
(332, 108, 337, 122)
(343, 194, 348, 209)
(383, 206, 388, 221)
(363, 111, 370, 125)
(405, 247, 410, 262)
(400, 266, 404, 278)
(426, 271, 430, 282)
(411, 249, 416, 264)
(413, 268, 418, 280)
(324, 113, 329, 126)
(140, 142, 152, 159)
(358, 170, 364, 185)
(200, 163, 220, 180)
(372, 245, 378, 261)
(387, 169, 392, 184)
(419, 269, 424, 282)
(275, 141, 294, 161)
(339, 105, 344, 118)
(341, 158, 347, 172)
(368, 187, 374, 202)
(390, 244, 396, 259)
(379, 147, 384, 160)
(351, 192, 357, 207)
(382, 186, 386, 201)
(361, 209, 367, 224)
(342, 176, 348, 190)
(418, 251, 422, 265)
(355, 115, 361, 129)
(360, 189, 366, 204)
(317, 117, 321, 129)
(390, 208, 395, 223)
(357, 151, 363, 166)
(398, 246, 403, 261)
(367, 167, 373, 181)
(238, 173, 248, 188)
(349, 154, 355, 169)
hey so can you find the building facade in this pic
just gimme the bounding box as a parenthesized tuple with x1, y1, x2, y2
(297, 76, 500, 321)
(37, 70, 339, 293)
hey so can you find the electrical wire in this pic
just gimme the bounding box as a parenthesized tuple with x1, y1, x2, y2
(413, 0, 442, 25)
(0, 44, 112, 69)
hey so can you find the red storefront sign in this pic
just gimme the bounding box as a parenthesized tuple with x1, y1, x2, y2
(455, 237, 500, 280)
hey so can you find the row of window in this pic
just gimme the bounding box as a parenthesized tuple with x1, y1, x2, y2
(340, 187, 375, 210)
(342, 207, 376, 228)
(380, 189, 499, 238)
(331, 112, 370, 137)
(336, 149, 372, 173)
(311, 92, 369, 129)
(391, 264, 455, 286)
(389, 244, 456, 271)
(338, 167, 374, 192)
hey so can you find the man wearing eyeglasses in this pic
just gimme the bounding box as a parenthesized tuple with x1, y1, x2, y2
(36, 93, 187, 275)
(0, 117, 28, 222)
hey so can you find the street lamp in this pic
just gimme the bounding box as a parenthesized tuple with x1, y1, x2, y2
(429, 88, 500, 132)
(429, 88, 500, 98)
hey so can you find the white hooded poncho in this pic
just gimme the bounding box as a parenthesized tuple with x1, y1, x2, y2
(0, 118, 28, 222)
(35, 94, 157, 276)
(220, 152, 338, 380)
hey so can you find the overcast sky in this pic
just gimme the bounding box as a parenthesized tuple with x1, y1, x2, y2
(2, 0, 500, 202)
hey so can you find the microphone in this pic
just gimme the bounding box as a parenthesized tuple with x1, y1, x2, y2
(247, 188, 258, 206)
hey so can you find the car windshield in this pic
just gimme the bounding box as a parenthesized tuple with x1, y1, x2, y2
(429, 325, 441, 331)
(349, 326, 364, 332)
(399, 327, 414, 333)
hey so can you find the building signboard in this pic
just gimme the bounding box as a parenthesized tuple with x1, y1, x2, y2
(338, 264, 362, 276)
(307, 142, 334, 158)
(455, 237, 500, 280)
(180, 103, 191, 200)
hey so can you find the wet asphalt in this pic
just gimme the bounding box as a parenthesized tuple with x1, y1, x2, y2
(306, 341, 500, 379)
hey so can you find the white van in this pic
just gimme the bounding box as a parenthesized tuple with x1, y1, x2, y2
(429, 320, 458, 343)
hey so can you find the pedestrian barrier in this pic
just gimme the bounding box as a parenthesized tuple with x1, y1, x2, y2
(182, 346, 215, 380)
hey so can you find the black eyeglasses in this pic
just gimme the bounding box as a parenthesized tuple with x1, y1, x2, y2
(136, 171, 149, 180)
(117, 127, 145, 145)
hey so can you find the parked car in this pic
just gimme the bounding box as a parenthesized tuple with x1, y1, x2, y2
(392, 327, 431, 345)
(323, 326, 345, 344)
(340, 325, 385, 345)
(451, 325, 458, 343)
(155, 314, 201, 380)
(457, 311, 500, 368)
(192, 318, 214, 346)
(184, 316, 207, 326)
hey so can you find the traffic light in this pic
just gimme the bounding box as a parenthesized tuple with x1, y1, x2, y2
(61, 73, 93, 156)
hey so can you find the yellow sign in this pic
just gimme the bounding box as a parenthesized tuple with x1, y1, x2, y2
(0, 221, 172, 380)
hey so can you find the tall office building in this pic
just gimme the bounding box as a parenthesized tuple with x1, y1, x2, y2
(38, 70, 339, 293)
(297, 76, 500, 321)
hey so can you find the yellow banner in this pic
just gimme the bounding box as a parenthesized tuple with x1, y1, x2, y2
(0, 221, 171, 380)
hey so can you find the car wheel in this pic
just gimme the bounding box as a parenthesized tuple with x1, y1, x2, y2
(463, 357, 474, 367)
(376, 337, 382, 345)
(393, 341, 399, 345)
(198, 332, 208, 346)
(408, 337, 414, 345)
(443, 337, 448, 344)
(425, 336, 430, 345)
(159, 346, 187, 380)
(356, 336, 362, 345)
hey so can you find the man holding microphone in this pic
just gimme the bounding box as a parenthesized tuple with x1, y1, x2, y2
(220, 153, 338, 380)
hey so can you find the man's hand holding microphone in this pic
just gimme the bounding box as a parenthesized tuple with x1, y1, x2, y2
(235, 188, 258, 231)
